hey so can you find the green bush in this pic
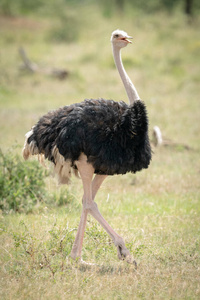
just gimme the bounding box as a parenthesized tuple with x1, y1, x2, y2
(0, 148, 76, 213)
(0, 148, 47, 213)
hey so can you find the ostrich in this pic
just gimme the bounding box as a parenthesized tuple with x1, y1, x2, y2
(23, 29, 152, 264)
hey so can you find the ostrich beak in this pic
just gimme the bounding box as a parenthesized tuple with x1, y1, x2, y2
(126, 36, 133, 43)
(125, 36, 132, 44)
(120, 36, 133, 43)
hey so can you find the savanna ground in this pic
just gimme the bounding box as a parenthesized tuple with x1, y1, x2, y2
(0, 1, 200, 299)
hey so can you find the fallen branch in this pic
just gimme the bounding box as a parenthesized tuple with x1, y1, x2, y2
(152, 126, 194, 151)
(19, 47, 69, 80)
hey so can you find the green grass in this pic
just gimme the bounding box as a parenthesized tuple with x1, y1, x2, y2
(0, 3, 200, 299)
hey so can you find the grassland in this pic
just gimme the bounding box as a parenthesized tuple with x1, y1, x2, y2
(0, 3, 200, 299)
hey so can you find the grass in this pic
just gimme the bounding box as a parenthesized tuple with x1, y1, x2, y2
(0, 3, 200, 299)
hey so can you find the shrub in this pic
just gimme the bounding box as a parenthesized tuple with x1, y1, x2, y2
(0, 148, 47, 213)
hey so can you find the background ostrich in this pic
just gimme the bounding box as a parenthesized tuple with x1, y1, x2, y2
(23, 29, 151, 264)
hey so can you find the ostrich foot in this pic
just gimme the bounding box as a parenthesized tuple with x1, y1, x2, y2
(116, 242, 137, 268)
(69, 254, 96, 266)
(79, 259, 96, 266)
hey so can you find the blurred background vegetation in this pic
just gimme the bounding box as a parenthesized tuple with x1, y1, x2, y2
(0, 0, 200, 18)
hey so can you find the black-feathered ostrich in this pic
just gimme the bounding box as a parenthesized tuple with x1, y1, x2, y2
(23, 29, 151, 264)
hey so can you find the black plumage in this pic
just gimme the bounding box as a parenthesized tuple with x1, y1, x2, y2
(27, 98, 151, 176)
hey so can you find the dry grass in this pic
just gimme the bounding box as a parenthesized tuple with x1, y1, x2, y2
(0, 4, 200, 299)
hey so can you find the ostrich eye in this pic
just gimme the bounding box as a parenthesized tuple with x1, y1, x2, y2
(114, 34, 119, 38)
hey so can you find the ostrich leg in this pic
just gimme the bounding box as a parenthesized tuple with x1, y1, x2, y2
(70, 163, 106, 260)
(88, 200, 133, 262)
(89, 175, 134, 263)
(91, 174, 107, 200)
(70, 209, 88, 260)
(70, 161, 94, 260)
(71, 155, 134, 263)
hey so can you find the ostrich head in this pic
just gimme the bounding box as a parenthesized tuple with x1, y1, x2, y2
(111, 29, 132, 49)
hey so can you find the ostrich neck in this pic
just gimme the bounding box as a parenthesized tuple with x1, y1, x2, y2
(112, 45, 140, 105)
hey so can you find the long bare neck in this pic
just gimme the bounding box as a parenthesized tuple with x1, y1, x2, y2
(112, 45, 140, 105)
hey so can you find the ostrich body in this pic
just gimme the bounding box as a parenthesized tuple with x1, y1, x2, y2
(23, 30, 151, 264)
